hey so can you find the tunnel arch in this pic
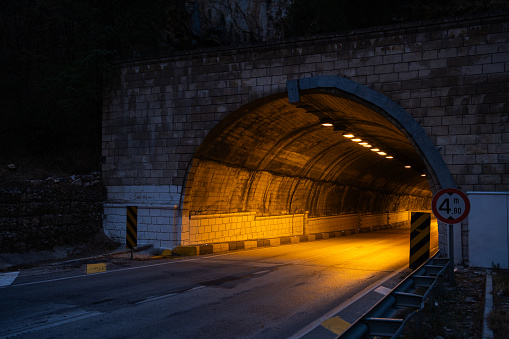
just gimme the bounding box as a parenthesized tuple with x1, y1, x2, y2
(287, 76, 455, 190)
(181, 76, 454, 245)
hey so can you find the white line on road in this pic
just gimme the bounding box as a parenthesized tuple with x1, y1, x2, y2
(1, 256, 222, 288)
(252, 270, 271, 275)
(374, 286, 392, 295)
(135, 285, 206, 305)
(0, 309, 101, 339)
(135, 293, 178, 305)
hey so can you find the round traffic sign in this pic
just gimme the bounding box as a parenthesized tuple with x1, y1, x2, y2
(431, 188, 470, 224)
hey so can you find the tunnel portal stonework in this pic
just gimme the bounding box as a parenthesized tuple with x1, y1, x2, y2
(102, 12, 509, 262)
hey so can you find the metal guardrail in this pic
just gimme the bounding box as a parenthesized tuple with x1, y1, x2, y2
(338, 252, 449, 339)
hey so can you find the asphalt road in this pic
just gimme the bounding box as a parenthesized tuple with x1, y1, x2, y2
(1, 225, 412, 339)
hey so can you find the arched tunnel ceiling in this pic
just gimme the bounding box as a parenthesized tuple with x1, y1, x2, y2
(197, 90, 429, 192)
(190, 89, 431, 215)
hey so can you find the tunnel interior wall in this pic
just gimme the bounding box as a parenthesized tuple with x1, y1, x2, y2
(180, 157, 429, 244)
(183, 210, 412, 245)
(186, 159, 430, 217)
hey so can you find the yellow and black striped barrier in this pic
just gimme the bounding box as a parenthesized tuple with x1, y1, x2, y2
(126, 206, 138, 249)
(409, 212, 430, 269)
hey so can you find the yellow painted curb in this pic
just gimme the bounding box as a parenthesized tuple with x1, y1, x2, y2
(161, 249, 173, 257)
(86, 263, 107, 274)
(151, 249, 174, 259)
(321, 316, 350, 335)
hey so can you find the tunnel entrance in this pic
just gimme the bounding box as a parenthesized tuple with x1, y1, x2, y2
(181, 76, 451, 252)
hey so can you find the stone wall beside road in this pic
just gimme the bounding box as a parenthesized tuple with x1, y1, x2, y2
(0, 174, 106, 252)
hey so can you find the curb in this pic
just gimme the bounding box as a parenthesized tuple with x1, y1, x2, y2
(174, 222, 406, 256)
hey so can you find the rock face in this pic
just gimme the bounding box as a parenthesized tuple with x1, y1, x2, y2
(184, 0, 291, 45)
(0, 174, 106, 253)
(171, 0, 509, 49)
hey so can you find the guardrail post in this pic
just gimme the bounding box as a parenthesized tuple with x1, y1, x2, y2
(414, 310, 423, 339)
(428, 287, 435, 312)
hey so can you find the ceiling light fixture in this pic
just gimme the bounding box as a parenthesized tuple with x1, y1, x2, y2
(385, 156, 393, 159)
(377, 152, 387, 156)
(352, 138, 362, 142)
(320, 118, 334, 127)
(362, 144, 372, 148)
(405, 165, 411, 169)
(371, 148, 380, 152)
(342, 133, 355, 138)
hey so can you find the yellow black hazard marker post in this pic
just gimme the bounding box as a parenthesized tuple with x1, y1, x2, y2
(126, 206, 138, 260)
(409, 212, 431, 269)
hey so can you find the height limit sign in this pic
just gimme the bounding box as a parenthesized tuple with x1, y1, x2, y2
(432, 188, 470, 224)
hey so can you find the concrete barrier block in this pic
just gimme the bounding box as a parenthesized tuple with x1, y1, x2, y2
(228, 241, 245, 251)
(213, 243, 229, 253)
(199, 244, 213, 255)
(174, 246, 199, 256)
(280, 237, 291, 244)
(244, 240, 258, 249)
(257, 239, 270, 247)
(268, 238, 280, 246)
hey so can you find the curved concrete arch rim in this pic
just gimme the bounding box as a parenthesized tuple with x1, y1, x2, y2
(287, 76, 455, 190)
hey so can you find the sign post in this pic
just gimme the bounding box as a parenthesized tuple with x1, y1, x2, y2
(431, 188, 470, 284)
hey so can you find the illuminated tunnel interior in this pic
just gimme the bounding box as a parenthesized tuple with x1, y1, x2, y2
(187, 89, 431, 216)
(181, 86, 438, 249)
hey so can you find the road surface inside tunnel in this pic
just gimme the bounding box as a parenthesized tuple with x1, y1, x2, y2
(1, 225, 413, 339)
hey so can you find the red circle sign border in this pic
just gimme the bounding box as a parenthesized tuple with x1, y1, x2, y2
(431, 188, 471, 224)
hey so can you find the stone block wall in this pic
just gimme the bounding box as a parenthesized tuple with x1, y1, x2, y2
(0, 176, 106, 252)
(186, 212, 303, 244)
(103, 12, 509, 193)
(306, 214, 359, 234)
(102, 185, 181, 248)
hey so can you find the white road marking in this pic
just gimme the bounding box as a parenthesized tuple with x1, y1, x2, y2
(135, 285, 206, 305)
(252, 270, 271, 275)
(0, 272, 19, 287)
(374, 286, 392, 295)
(135, 293, 178, 305)
(0, 309, 101, 339)
(1, 257, 208, 288)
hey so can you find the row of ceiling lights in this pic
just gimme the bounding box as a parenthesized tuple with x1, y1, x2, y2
(320, 118, 426, 176)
